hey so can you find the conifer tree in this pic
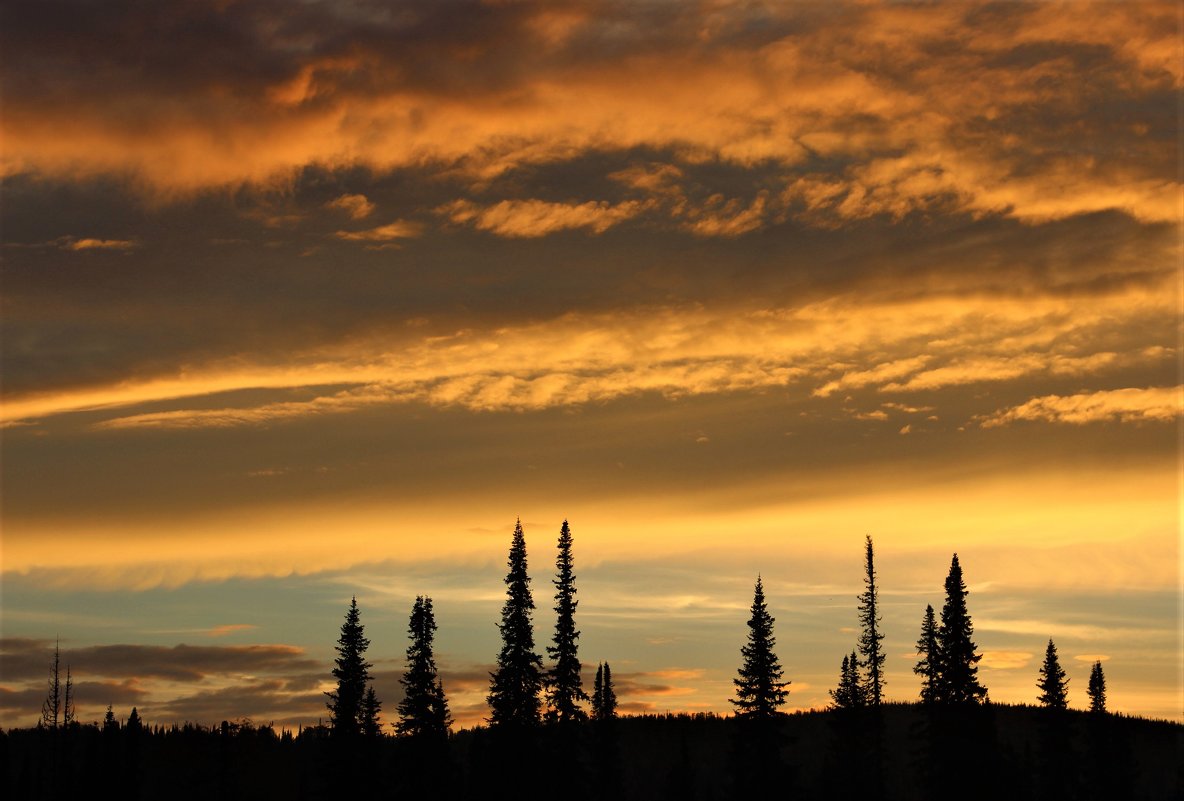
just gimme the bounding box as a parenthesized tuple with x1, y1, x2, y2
(935, 554, 987, 704)
(590, 662, 618, 721)
(546, 519, 588, 722)
(731, 576, 789, 718)
(63, 665, 75, 726)
(487, 519, 544, 727)
(857, 535, 886, 705)
(396, 595, 451, 738)
(1087, 660, 1107, 713)
(1037, 638, 1069, 709)
(103, 705, 119, 733)
(829, 651, 867, 710)
(326, 596, 374, 737)
(126, 707, 142, 733)
(914, 604, 940, 704)
(41, 638, 62, 729)
(361, 685, 382, 737)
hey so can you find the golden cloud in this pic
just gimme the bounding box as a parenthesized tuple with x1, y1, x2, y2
(334, 219, 423, 241)
(978, 386, 1181, 428)
(325, 193, 375, 220)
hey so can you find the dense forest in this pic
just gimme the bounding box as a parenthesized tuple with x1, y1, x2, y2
(8, 522, 1183, 799)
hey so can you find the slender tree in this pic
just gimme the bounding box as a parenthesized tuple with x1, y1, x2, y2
(326, 596, 374, 737)
(487, 519, 544, 727)
(591, 662, 618, 721)
(731, 576, 790, 718)
(857, 535, 886, 705)
(41, 638, 62, 729)
(914, 604, 940, 704)
(1037, 638, 1069, 709)
(1087, 660, 1107, 713)
(63, 664, 75, 726)
(396, 595, 451, 738)
(935, 554, 987, 704)
(546, 519, 588, 722)
(103, 705, 119, 733)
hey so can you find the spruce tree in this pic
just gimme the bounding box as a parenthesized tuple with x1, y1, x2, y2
(546, 519, 588, 722)
(857, 535, 886, 705)
(126, 707, 142, 733)
(63, 665, 75, 727)
(487, 519, 544, 727)
(361, 685, 383, 737)
(396, 595, 451, 738)
(1037, 638, 1069, 709)
(829, 652, 866, 710)
(1087, 660, 1107, 713)
(326, 596, 374, 737)
(592, 663, 604, 719)
(935, 554, 987, 704)
(914, 604, 940, 704)
(731, 576, 789, 718)
(41, 638, 62, 729)
(599, 662, 617, 720)
(103, 705, 119, 733)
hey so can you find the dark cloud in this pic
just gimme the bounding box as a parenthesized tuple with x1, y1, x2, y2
(0, 638, 317, 682)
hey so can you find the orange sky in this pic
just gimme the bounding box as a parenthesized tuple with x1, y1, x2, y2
(1, 0, 1180, 728)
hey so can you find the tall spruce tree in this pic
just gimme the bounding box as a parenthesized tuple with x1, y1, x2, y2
(487, 519, 544, 727)
(546, 519, 587, 722)
(731, 576, 790, 718)
(1087, 660, 1107, 713)
(857, 535, 886, 705)
(914, 604, 940, 704)
(1037, 638, 1069, 709)
(396, 595, 451, 738)
(326, 596, 374, 737)
(935, 554, 987, 704)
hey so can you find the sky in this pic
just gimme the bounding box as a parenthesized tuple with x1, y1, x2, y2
(1, 0, 1180, 729)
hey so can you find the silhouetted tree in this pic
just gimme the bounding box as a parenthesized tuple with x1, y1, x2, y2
(546, 519, 588, 723)
(41, 639, 62, 729)
(732, 576, 790, 718)
(63, 665, 75, 727)
(935, 554, 987, 704)
(487, 519, 544, 728)
(857, 535, 885, 705)
(360, 685, 382, 737)
(591, 662, 617, 721)
(396, 595, 451, 738)
(103, 704, 119, 733)
(126, 707, 142, 733)
(326, 596, 373, 737)
(914, 604, 939, 703)
(1037, 639, 1068, 709)
(1087, 660, 1106, 713)
(829, 650, 866, 709)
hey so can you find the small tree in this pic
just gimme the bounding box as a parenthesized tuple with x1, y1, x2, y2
(361, 685, 383, 737)
(396, 595, 451, 738)
(63, 665, 75, 727)
(103, 705, 119, 733)
(546, 520, 588, 722)
(591, 662, 618, 721)
(731, 576, 789, 719)
(41, 639, 62, 729)
(487, 519, 544, 728)
(914, 604, 940, 704)
(126, 707, 143, 734)
(830, 651, 866, 710)
(1087, 660, 1107, 713)
(857, 535, 885, 705)
(326, 596, 374, 737)
(1037, 638, 1069, 710)
(935, 554, 987, 704)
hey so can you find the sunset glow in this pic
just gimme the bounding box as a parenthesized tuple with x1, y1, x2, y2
(1, 0, 1180, 730)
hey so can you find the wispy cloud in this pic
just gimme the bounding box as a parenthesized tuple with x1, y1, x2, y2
(977, 386, 1181, 427)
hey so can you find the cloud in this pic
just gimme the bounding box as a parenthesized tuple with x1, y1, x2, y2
(979, 650, 1034, 670)
(1, 1, 1174, 227)
(325, 193, 375, 220)
(64, 237, 138, 251)
(334, 220, 423, 242)
(207, 624, 258, 638)
(1073, 654, 1110, 663)
(439, 198, 648, 237)
(977, 386, 1181, 428)
(0, 638, 317, 682)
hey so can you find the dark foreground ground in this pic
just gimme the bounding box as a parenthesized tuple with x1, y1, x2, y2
(5, 703, 1181, 800)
